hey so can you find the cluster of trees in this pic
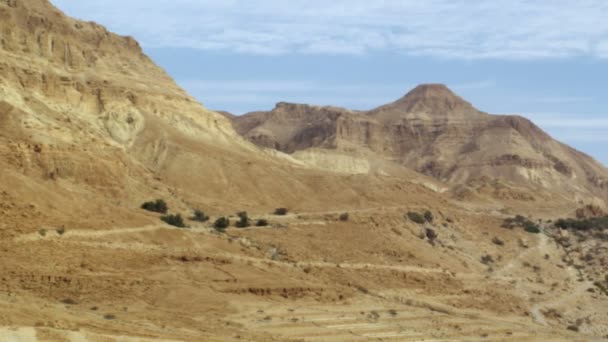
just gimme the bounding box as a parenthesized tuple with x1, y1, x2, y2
(502, 215, 541, 234)
(555, 216, 608, 231)
(141, 199, 278, 231)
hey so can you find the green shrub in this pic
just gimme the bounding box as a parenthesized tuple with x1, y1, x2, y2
(213, 217, 230, 232)
(191, 209, 209, 222)
(555, 216, 608, 231)
(236, 212, 250, 228)
(407, 212, 425, 224)
(161, 214, 186, 228)
(56, 227, 66, 235)
(256, 219, 269, 227)
(424, 211, 434, 223)
(141, 199, 168, 214)
(38, 229, 47, 237)
(274, 208, 288, 216)
(503, 215, 541, 234)
(523, 221, 541, 234)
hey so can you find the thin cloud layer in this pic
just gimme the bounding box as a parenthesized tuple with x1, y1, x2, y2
(52, 0, 608, 59)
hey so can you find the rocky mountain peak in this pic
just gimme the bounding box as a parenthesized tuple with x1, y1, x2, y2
(381, 84, 480, 118)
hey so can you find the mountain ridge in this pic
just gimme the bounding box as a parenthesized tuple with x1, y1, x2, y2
(230, 84, 608, 207)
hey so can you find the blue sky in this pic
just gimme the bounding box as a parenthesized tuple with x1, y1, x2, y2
(52, 1, 608, 166)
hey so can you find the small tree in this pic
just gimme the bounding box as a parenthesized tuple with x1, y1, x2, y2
(236, 212, 250, 228)
(256, 219, 269, 227)
(161, 214, 186, 228)
(141, 199, 168, 214)
(523, 221, 541, 234)
(339, 213, 349, 221)
(424, 211, 434, 223)
(407, 212, 425, 224)
(425, 228, 438, 241)
(191, 209, 209, 222)
(274, 208, 288, 216)
(213, 217, 229, 232)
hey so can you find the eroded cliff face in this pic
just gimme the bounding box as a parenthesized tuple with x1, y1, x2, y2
(0, 0, 267, 212)
(232, 84, 608, 206)
(0, 0, 240, 149)
(2, 0, 452, 227)
(0, 0, 292, 225)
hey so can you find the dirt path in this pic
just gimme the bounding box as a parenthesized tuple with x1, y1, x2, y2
(494, 232, 548, 277)
(14, 224, 168, 243)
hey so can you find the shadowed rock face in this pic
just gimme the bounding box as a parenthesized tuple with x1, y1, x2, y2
(230, 84, 608, 205)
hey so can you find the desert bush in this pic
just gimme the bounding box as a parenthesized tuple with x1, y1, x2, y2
(274, 208, 288, 216)
(555, 216, 608, 231)
(492, 237, 505, 246)
(38, 229, 47, 237)
(213, 217, 230, 232)
(595, 281, 608, 296)
(407, 212, 426, 224)
(502, 215, 541, 233)
(236, 211, 250, 228)
(191, 209, 209, 222)
(480, 254, 494, 265)
(424, 210, 434, 223)
(61, 298, 77, 305)
(56, 227, 66, 235)
(425, 228, 438, 241)
(339, 213, 349, 221)
(256, 219, 269, 227)
(141, 199, 168, 214)
(524, 222, 541, 234)
(161, 214, 186, 228)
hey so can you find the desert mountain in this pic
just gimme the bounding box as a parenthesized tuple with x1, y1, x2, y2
(231, 84, 608, 206)
(0, 0, 438, 223)
(1, 1, 608, 341)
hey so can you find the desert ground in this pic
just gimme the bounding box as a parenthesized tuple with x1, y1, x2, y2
(2, 202, 607, 341)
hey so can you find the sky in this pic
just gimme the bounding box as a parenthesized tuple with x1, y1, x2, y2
(52, 0, 608, 166)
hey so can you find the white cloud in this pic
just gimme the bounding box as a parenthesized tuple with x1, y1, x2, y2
(51, 0, 608, 59)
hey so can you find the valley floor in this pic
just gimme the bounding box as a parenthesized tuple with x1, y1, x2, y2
(1, 207, 607, 341)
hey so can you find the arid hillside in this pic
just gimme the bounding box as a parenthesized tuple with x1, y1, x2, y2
(232, 85, 608, 208)
(0, 0, 441, 226)
(1, 1, 607, 341)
